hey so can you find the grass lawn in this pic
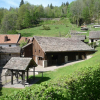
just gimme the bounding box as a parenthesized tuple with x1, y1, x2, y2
(0, 88, 21, 98)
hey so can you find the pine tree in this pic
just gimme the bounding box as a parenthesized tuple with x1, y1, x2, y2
(19, 0, 24, 7)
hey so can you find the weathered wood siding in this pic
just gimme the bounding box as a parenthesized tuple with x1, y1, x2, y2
(23, 44, 32, 57)
(33, 38, 45, 65)
(45, 52, 86, 66)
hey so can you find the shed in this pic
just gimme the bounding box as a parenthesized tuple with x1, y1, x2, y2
(3, 57, 36, 85)
(89, 31, 100, 43)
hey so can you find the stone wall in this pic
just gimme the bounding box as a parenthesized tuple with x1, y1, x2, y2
(0, 53, 20, 66)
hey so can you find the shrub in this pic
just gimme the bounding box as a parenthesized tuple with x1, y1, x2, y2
(43, 25, 50, 30)
(40, 25, 51, 30)
(55, 27, 59, 29)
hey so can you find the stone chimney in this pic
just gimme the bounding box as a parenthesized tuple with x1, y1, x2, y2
(4, 36, 8, 42)
(25, 38, 27, 42)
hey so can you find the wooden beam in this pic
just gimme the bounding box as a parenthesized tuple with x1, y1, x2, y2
(33, 67, 35, 79)
(22, 71, 25, 85)
(11, 70, 13, 85)
(16, 71, 18, 83)
(26, 69, 29, 82)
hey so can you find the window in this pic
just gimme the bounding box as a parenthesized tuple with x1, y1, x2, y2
(9, 54, 11, 56)
(9, 45, 11, 47)
(39, 57, 42, 60)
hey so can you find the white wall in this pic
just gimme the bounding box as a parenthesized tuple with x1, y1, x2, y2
(0, 44, 18, 47)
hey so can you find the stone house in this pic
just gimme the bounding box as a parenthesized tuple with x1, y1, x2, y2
(0, 46, 21, 66)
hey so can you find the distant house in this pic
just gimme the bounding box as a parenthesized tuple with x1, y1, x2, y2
(0, 34, 33, 47)
(0, 46, 21, 66)
(0, 34, 21, 47)
(27, 36, 94, 67)
(89, 31, 100, 43)
(18, 37, 33, 44)
(71, 35, 86, 42)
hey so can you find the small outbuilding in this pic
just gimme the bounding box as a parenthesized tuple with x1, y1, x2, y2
(89, 31, 100, 43)
(3, 57, 36, 85)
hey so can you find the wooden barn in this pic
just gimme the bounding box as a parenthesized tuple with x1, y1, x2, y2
(31, 36, 95, 67)
(89, 31, 100, 43)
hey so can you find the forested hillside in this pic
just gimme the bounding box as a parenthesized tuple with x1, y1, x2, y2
(0, 0, 100, 35)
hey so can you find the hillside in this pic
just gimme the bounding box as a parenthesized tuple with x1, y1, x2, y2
(1, 46, 100, 99)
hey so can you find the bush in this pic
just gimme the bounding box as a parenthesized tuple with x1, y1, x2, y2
(55, 27, 59, 29)
(41, 25, 51, 30)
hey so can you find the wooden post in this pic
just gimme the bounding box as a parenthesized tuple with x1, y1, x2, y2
(33, 67, 35, 79)
(16, 71, 18, 83)
(27, 69, 29, 82)
(11, 70, 13, 85)
(22, 71, 25, 85)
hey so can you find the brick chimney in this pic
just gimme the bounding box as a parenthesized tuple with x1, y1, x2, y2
(4, 35, 8, 42)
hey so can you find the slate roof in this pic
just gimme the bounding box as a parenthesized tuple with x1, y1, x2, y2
(0, 46, 21, 53)
(3, 57, 34, 70)
(0, 34, 20, 44)
(71, 35, 86, 41)
(34, 36, 95, 52)
(89, 31, 100, 39)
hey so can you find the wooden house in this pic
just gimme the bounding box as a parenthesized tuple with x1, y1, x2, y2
(31, 36, 95, 67)
(89, 31, 100, 43)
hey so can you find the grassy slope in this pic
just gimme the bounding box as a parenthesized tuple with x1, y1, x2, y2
(17, 19, 100, 44)
(17, 19, 83, 37)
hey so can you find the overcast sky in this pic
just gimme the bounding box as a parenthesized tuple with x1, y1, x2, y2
(0, 0, 75, 9)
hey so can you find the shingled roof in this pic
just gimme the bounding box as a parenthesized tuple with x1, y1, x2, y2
(71, 35, 86, 41)
(34, 36, 95, 52)
(89, 31, 100, 39)
(0, 46, 21, 53)
(4, 57, 35, 70)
